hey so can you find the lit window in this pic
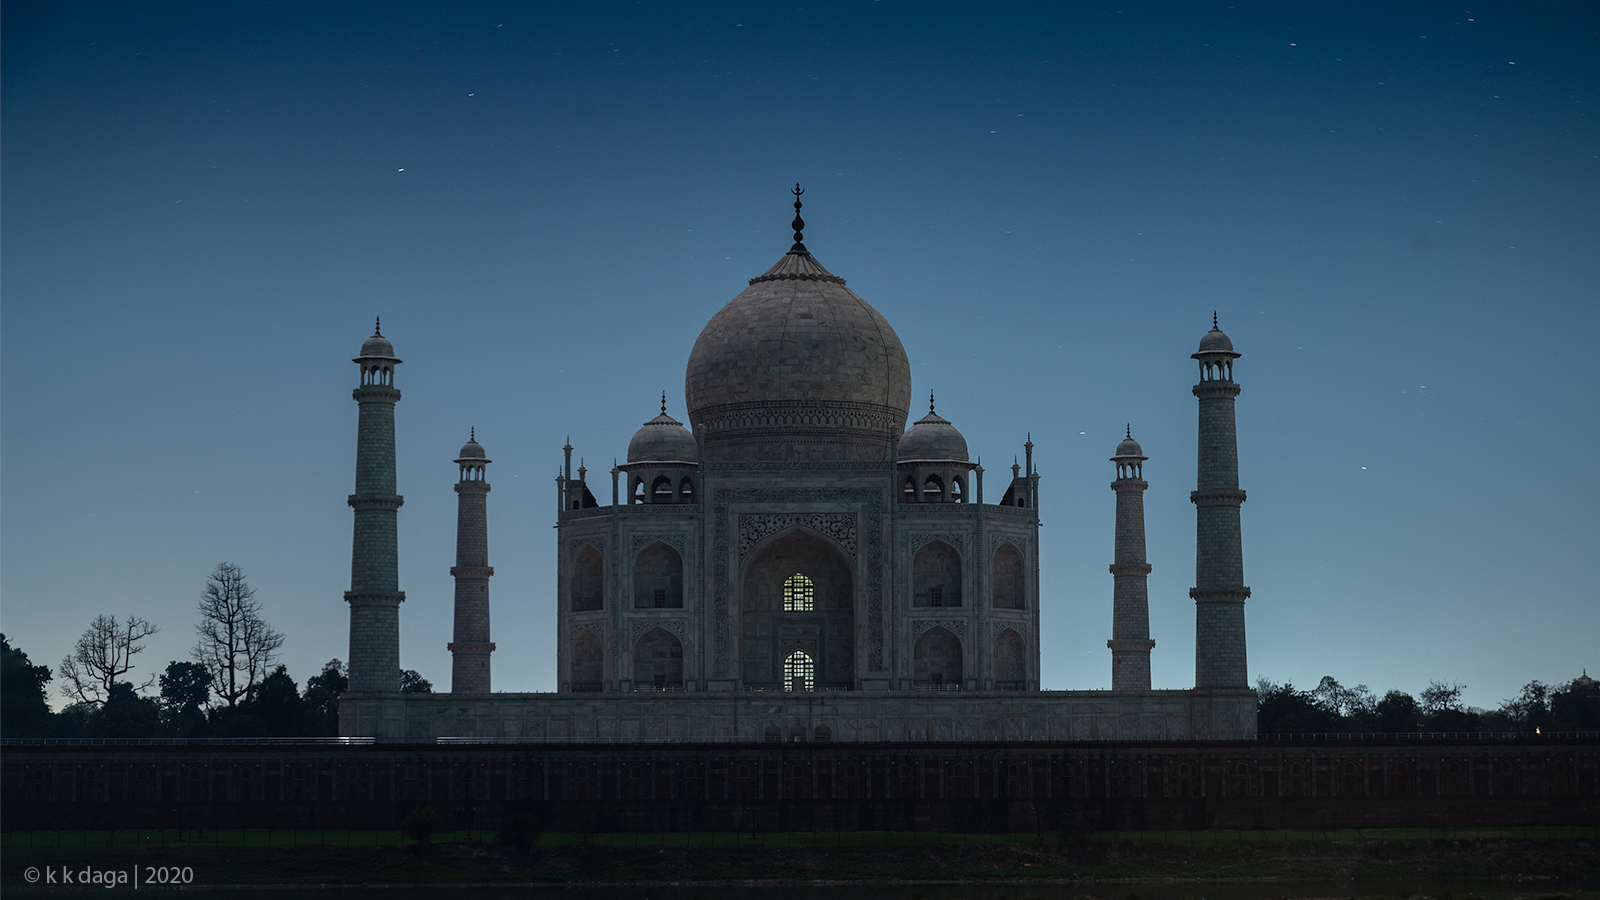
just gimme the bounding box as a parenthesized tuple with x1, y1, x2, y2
(783, 573, 813, 612)
(784, 650, 814, 692)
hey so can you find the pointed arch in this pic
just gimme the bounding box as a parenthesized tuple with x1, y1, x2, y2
(914, 626, 963, 688)
(633, 627, 683, 690)
(991, 541, 1025, 609)
(651, 474, 674, 503)
(571, 545, 603, 611)
(913, 539, 962, 607)
(993, 627, 1025, 689)
(740, 528, 854, 690)
(783, 649, 814, 692)
(571, 630, 603, 691)
(633, 541, 683, 608)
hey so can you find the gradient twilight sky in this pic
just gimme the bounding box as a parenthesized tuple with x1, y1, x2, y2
(4, 2, 1596, 710)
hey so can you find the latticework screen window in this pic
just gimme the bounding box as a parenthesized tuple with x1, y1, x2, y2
(783, 573, 814, 611)
(784, 650, 815, 692)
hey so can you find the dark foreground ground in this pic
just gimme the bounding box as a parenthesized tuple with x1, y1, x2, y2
(3, 828, 1596, 892)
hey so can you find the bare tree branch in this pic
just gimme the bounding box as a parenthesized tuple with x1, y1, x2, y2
(191, 562, 284, 708)
(56, 614, 159, 705)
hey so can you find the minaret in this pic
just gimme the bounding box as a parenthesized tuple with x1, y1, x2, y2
(1108, 426, 1155, 691)
(448, 429, 495, 693)
(1190, 314, 1250, 688)
(346, 319, 404, 694)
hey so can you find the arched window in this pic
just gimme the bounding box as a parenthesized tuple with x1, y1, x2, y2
(651, 474, 674, 503)
(950, 477, 963, 501)
(903, 477, 917, 503)
(678, 477, 695, 503)
(571, 545, 603, 611)
(991, 542, 1025, 609)
(782, 573, 814, 612)
(783, 649, 814, 692)
(631, 478, 645, 504)
(922, 473, 945, 501)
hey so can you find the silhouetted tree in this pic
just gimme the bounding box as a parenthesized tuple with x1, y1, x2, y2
(58, 614, 159, 705)
(1419, 681, 1479, 731)
(400, 669, 433, 693)
(1373, 690, 1421, 733)
(1255, 678, 1339, 734)
(193, 562, 284, 709)
(1, 634, 55, 737)
(159, 661, 212, 736)
(86, 682, 162, 737)
(1549, 674, 1600, 731)
(303, 659, 347, 735)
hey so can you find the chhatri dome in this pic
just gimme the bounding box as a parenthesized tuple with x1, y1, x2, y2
(1196, 312, 1238, 356)
(359, 318, 397, 360)
(898, 392, 969, 462)
(684, 185, 912, 461)
(457, 428, 487, 460)
(627, 393, 698, 463)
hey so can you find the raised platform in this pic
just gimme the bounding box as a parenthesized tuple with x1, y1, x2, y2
(338, 688, 1257, 743)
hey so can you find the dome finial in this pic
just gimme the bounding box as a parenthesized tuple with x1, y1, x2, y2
(1126, 423, 1132, 439)
(789, 182, 808, 254)
(471, 426, 475, 441)
(929, 390, 936, 414)
(374, 316, 382, 336)
(661, 391, 667, 415)
(1212, 310, 1219, 330)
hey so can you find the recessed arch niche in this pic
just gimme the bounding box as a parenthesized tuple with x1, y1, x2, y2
(633, 627, 683, 689)
(913, 539, 962, 607)
(992, 542, 1025, 609)
(633, 541, 683, 608)
(740, 529, 854, 690)
(914, 626, 962, 687)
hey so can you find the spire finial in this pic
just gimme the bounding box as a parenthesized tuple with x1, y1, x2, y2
(471, 426, 476, 442)
(1126, 423, 1132, 439)
(661, 391, 667, 415)
(789, 183, 808, 254)
(374, 316, 382, 336)
(1212, 310, 1219, 330)
(929, 390, 936, 414)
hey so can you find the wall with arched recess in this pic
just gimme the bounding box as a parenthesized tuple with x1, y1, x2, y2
(633, 542, 684, 608)
(739, 529, 855, 689)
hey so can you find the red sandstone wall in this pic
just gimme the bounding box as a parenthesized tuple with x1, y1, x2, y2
(4, 738, 1596, 833)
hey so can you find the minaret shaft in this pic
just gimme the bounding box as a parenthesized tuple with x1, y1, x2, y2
(449, 475, 494, 692)
(1190, 328, 1249, 689)
(1109, 432, 1154, 692)
(346, 329, 404, 695)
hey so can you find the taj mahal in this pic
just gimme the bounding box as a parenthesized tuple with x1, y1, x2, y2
(338, 187, 1257, 742)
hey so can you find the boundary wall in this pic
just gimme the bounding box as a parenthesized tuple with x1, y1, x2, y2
(4, 737, 1596, 833)
(338, 689, 1257, 743)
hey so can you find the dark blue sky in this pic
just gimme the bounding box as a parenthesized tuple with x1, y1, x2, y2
(4, 1, 1596, 708)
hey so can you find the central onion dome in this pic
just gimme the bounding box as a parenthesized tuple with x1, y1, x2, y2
(684, 186, 911, 461)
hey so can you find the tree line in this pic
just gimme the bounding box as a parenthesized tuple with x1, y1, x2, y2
(0, 562, 432, 739)
(1255, 674, 1600, 735)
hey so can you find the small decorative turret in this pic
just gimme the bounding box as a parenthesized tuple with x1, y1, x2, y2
(448, 429, 495, 693)
(1108, 425, 1155, 691)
